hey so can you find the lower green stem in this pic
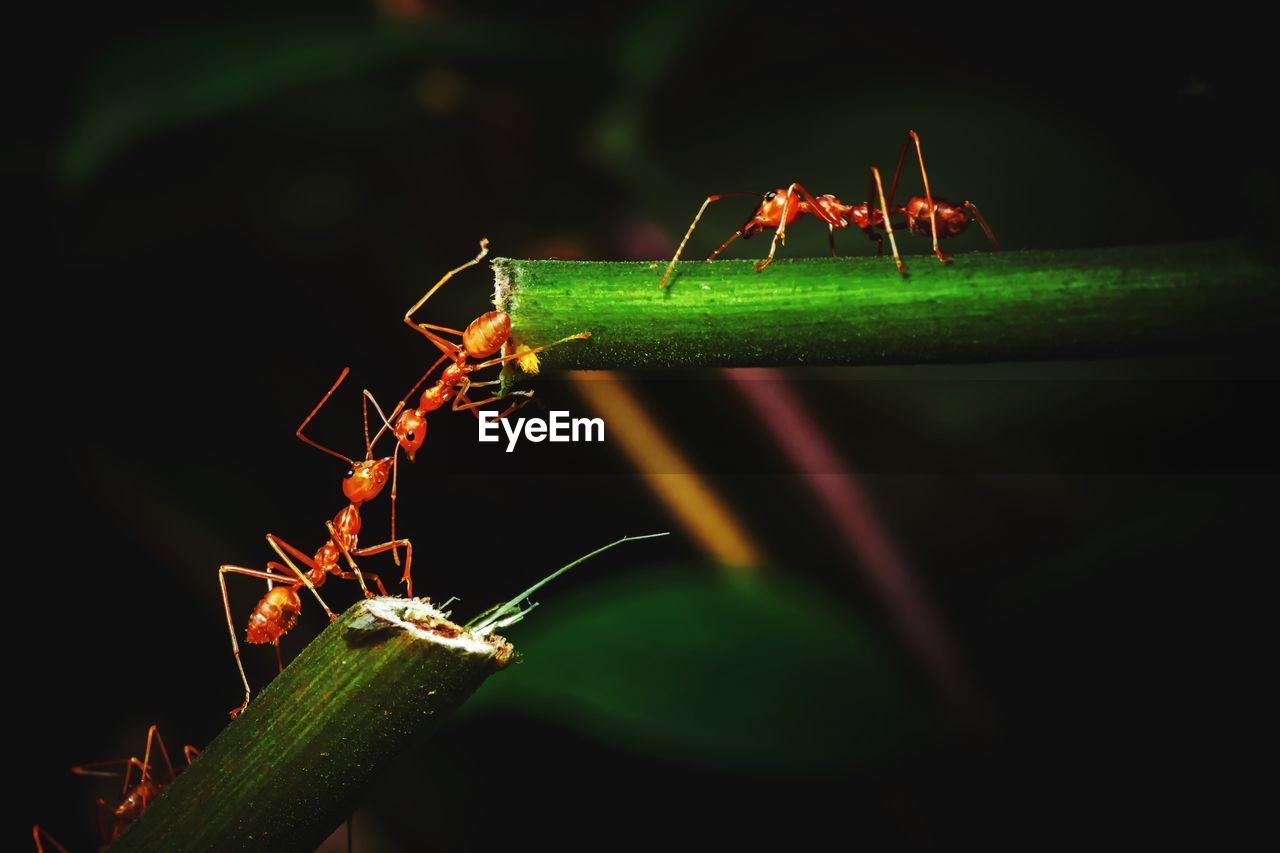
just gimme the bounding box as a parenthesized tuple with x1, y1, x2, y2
(110, 599, 512, 853)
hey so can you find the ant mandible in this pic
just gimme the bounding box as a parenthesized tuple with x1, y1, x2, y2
(33, 724, 200, 851)
(218, 369, 414, 718)
(657, 129, 999, 286)
(388, 239, 591, 461)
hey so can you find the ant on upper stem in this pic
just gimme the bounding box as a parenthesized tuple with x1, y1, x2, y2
(218, 369, 414, 718)
(33, 724, 200, 851)
(658, 129, 999, 287)
(385, 239, 591, 461)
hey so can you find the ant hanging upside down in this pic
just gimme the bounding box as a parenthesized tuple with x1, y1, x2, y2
(658, 129, 999, 287)
(218, 369, 413, 718)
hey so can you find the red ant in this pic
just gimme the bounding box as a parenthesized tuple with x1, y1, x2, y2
(387, 239, 591, 461)
(33, 724, 199, 851)
(218, 370, 414, 718)
(658, 129, 999, 287)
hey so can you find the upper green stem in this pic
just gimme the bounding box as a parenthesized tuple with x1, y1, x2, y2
(494, 242, 1278, 373)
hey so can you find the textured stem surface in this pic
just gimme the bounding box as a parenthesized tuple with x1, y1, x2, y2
(494, 242, 1278, 372)
(111, 599, 512, 853)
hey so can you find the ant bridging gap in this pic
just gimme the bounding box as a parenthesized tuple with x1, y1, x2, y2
(658, 129, 999, 287)
(386, 239, 591, 461)
(218, 369, 413, 718)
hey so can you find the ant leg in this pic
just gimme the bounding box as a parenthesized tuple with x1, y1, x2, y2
(183, 746, 201, 765)
(904, 130, 947, 263)
(296, 368, 356, 465)
(391, 448, 399, 557)
(352, 540, 413, 597)
(360, 392, 406, 567)
(33, 826, 70, 853)
(414, 326, 467, 359)
(660, 193, 762, 288)
(219, 564, 299, 717)
(70, 757, 144, 776)
(886, 132, 913, 207)
(325, 521, 374, 598)
(71, 758, 148, 802)
(139, 724, 177, 785)
(755, 187, 795, 272)
(496, 394, 536, 418)
(406, 239, 490, 335)
(453, 389, 534, 415)
(963, 201, 1000, 250)
(266, 535, 336, 619)
(94, 799, 111, 845)
(338, 570, 387, 596)
(470, 332, 590, 372)
(361, 390, 408, 565)
(870, 167, 907, 276)
(707, 229, 744, 260)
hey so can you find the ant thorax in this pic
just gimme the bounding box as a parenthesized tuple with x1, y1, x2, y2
(815, 194, 857, 228)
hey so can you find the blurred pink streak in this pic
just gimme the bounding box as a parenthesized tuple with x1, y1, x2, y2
(725, 367, 978, 718)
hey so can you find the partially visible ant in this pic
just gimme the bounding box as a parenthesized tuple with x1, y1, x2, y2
(33, 724, 200, 851)
(658, 129, 998, 286)
(388, 239, 590, 461)
(218, 369, 414, 718)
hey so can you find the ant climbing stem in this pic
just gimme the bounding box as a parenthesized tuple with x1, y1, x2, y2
(34, 724, 200, 849)
(657, 129, 998, 286)
(219, 368, 412, 718)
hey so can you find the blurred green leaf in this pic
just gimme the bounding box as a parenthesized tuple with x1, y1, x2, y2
(465, 567, 923, 772)
(57, 18, 531, 188)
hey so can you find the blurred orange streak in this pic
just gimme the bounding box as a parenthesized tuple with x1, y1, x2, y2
(570, 371, 762, 572)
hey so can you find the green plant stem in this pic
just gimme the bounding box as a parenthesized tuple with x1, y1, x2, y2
(111, 599, 512, 853)
(493, 241, 1278, 375)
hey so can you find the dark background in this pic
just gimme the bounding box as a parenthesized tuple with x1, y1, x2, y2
(15, 1, 1275, 849)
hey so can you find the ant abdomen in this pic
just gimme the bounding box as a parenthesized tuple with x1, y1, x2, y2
(245, 586, 301, 644)
(463, 310, 511, 359)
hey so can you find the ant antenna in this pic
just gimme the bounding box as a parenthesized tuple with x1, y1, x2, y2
(362, 389, 404, 450)
(297, 368, 356, 465)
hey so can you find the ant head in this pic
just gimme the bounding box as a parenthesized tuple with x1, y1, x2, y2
(394, 409, 428, 461)
(342, 457, 393, 504)
(815, 194, 853, 222)
(743, 189, 795, 236)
